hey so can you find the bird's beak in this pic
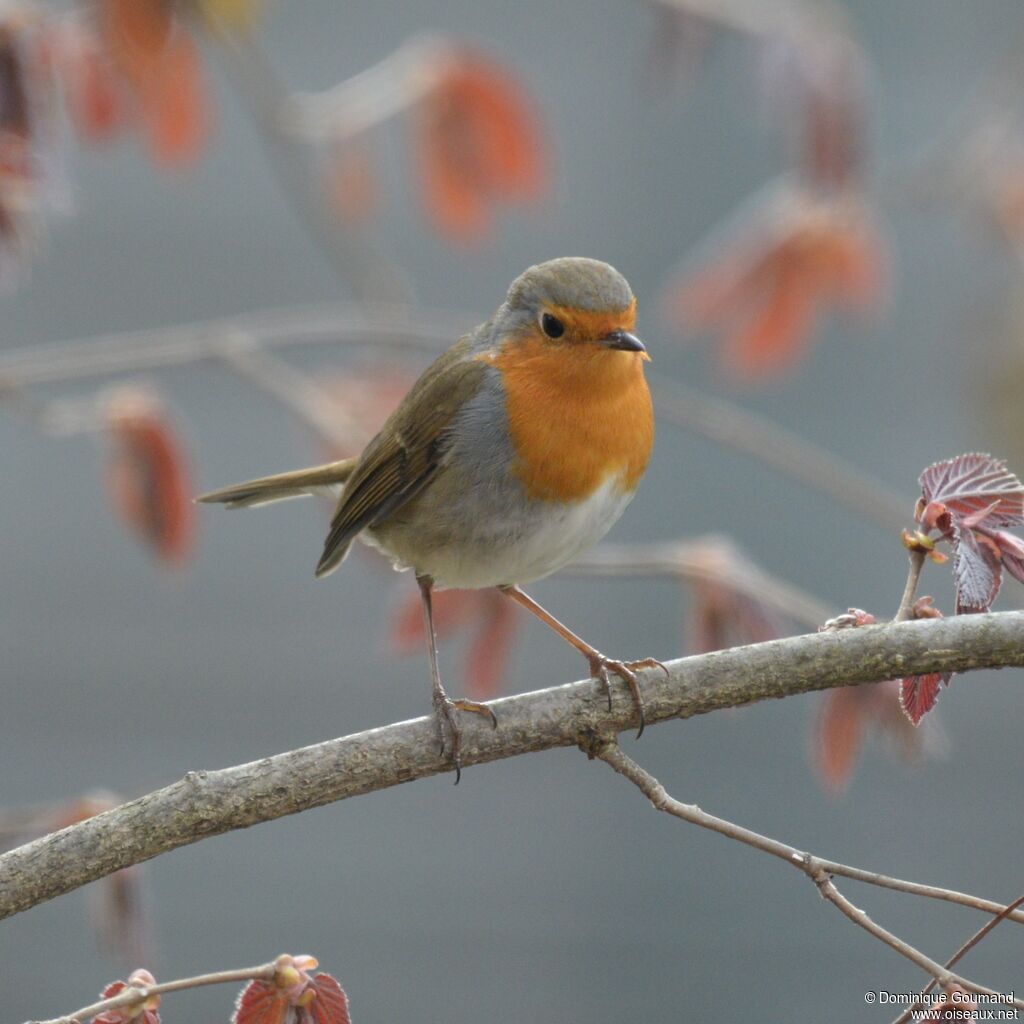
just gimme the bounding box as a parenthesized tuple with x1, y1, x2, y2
(604, 330, 650, 361)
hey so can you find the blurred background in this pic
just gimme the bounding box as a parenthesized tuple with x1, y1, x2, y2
(2, 1, 1024, 1021)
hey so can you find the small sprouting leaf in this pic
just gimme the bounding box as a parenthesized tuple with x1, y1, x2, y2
(918, 453, 1024, 529)
(234, 965, 351, 1024)
(92, 970, 160, 1024)
(306, 974, 351, 1024)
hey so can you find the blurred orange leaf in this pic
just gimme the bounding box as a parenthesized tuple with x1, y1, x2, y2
(666, 184, 887, 380)
(814, 679, 927, 792)
(95, 0, 210, 167)
(104, 389, 195, 566)
(58, 21, 130, 143)
(416, 48, 546, 242)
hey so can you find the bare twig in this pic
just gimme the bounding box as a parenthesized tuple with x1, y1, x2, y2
(0, 612, 1022, 922)
(33, 961, 278, 1024)
(895, 548, 927, 622)
(588, 740, 1022, 1007)
(891, 895, 1024, 1024)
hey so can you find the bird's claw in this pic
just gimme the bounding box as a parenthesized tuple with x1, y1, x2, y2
(586, 653, 664, 739)
(432, 693, 498, 785)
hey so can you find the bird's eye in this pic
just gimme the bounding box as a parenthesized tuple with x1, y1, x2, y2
(541, 312, 565, 339)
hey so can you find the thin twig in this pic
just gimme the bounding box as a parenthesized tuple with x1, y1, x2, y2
(0, 612, 1022, 922)
(33, 961, 278, 1024)
(589, 740, 1022, 1007)
(891, 895, 1024, 1024)
(895, 549, 927, 621)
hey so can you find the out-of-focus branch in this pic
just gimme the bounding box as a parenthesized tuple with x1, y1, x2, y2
(589, 740, 1023, 1007)
(0, 308, 913, 536)
(0, 304, 463, 386)
(283, 34, 455, 144)
(33, 962, 278, 1024)
(0, 612, 1022, 922)
(568, 538, 833, 628)
(651, 380, 909, 530)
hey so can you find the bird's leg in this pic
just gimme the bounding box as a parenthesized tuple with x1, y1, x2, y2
(417, 576, 497, 783)
(499, 584, 665, 738)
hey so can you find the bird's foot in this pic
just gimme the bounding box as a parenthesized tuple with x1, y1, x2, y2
(432, 691, 498, 784)
(585, 653, 667, 739)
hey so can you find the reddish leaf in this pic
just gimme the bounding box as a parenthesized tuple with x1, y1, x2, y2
(416, 48, 546, 243)
(814, 687, 865, 792)
(104, 390, 195, 566)
(951, 522, 1003, 613)
(306, 974, 351, 1024)
(665, 184, 887, 380)
(94, 0, 210, 167)
(899, 673, 947, 726)
(136, 33, 209, 167)
(234, 980, 291, 1024)
(918, 453, 1024, 528)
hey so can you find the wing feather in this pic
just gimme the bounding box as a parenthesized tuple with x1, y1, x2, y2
(315, 337, 488, 577)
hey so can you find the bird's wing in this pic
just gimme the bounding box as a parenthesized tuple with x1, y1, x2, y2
(315, 337, 488, 577)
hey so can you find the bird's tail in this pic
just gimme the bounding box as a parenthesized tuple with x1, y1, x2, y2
(197, 457, 358, 510)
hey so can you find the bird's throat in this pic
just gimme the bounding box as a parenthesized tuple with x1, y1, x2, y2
(488, 337, 654, 502)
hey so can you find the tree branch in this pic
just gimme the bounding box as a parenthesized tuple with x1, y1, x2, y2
(588, 740, 1023, 1008)
(1, 612, 1022, 923)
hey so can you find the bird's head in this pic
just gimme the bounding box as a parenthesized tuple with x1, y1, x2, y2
(494, 257, 648, 361)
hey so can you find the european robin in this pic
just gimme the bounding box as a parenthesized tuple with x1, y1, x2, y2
(200, 257, 662, 779)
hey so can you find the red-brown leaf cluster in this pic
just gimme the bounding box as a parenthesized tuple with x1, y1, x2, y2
(916, 453, 1024, 614)
(665, 184, 887, 379)
(416, 48, 546, 242)
(234, 956, 351, 1024)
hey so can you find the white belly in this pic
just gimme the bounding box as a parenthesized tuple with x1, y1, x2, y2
(364, 475, 636, 589)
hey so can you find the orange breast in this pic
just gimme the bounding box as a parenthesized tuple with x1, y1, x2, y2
(487, 336, 654, 502)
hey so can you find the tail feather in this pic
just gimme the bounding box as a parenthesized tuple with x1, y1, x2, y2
(197, 457, 358, 510)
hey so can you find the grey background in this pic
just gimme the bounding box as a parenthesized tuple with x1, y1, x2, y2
(3, 2, 1023, 1021)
